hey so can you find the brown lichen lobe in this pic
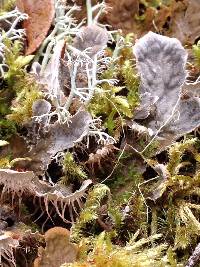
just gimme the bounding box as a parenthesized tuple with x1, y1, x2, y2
(34, 227, 78, 267)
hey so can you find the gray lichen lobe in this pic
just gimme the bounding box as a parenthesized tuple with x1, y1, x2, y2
(73, 24, 109, 56)
(133, 31, 200, 146)
(27, 111, 92, 174)
(134, 31, 187, 126)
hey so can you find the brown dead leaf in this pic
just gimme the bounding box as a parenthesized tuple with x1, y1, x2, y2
(170, 0, 200, 44)
(16, 0, 55, 55)
(34, 227, 78, 267)
(100, 0, 139, 34)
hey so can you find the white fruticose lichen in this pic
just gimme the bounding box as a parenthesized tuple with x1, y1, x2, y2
(86, 0, 107, 26)
(26, 0, 116, 154)
(32, 24, 115, 145)
(62, 24, 114, 107)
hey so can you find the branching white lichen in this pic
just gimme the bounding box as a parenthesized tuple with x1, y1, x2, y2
(88, 117, 115, 145)
(21, 1, 120, 164)
(29, 1, 116, 163)
(32, 25, 116, 147)
(64, 45, 116, 107)
(86, 0, 107, 26)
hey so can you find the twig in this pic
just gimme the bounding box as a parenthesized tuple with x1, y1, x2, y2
(185, 242, 200, 267)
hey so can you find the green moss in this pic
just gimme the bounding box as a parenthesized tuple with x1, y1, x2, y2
(88, 85, 133, 117)
(0, 93, 11, 115)
(167, 138, 197, 176)
(64, 232, 167, 267)
(0, 156, 11, 168)
(3, 38, 34, 86)
(0, 38, 38, 126)
(0, 0, 16, 13)
(71, 184, 110, 242)
(60, 152, 87, 185)
(121, 60, 140, 111)
(0, 119, 16, 140)
(138, 138, 200, 254)
(193, 41, 200, 68)
(140, 139, 160, 158)
(88, 33, 140, 138)
(109, 163, 142, 203)
(7, 77, 43, 124)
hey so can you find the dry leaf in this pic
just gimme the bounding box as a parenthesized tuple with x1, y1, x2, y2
(34, 227, 78, 267)
(101, 0, 139, 34)
(16, 0, 55, 55)
(170, 0, 200, 44)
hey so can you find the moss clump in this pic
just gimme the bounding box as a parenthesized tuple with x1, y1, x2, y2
(121, 59, 140, 111)
(0, 119, 16, 140)
(88, 33, 140, 138)
(7, 75, 43, 124)
(109, 162, 142, 203)
(71, 184, 110, 242)
(140, 138, 200, 253)
(193, 41, 200, 68)
(63, 232, 167, 267)
(0, 0, 16, 13)
(3, 38, 34, 86)
(1, 38, 39, 126)
(0, 156, 11, 168)
(167, 138, 197, 176)
(60, 152, 88, 185)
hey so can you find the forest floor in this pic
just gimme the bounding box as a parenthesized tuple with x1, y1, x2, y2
(1, 0, 200, 266)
